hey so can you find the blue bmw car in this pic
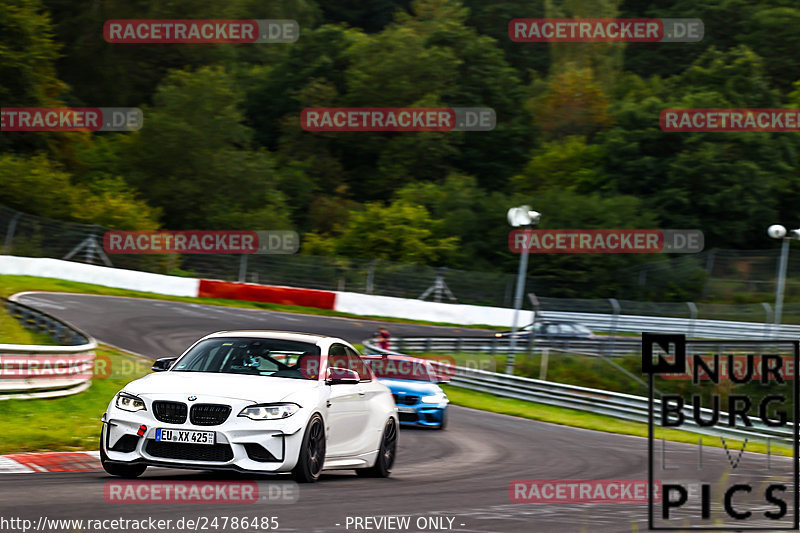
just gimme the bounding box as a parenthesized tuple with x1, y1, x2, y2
(363, 354, 449, 429)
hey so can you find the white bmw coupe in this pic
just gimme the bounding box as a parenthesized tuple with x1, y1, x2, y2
(101, 331, 398, 482)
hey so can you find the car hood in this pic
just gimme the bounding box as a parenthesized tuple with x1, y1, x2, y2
(378, 378, 441, 396)
(124, 371, 321, 403)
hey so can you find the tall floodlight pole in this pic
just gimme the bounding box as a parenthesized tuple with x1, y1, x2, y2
(767, 224, 800, 330)
(505, 206, 541, 375)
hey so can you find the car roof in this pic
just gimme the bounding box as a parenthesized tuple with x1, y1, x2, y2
(201, 330, 340, 345)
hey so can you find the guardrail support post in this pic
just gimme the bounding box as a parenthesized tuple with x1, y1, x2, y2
(365, 260, 376, 294)
(3, 212, 22, 254)
(762, 302, 773, 338)
(539, 347, 549, 380)
(238, 254, 248, 282)
(606, 298, 620, 357)
(336, 267, 345, 292)
(687, 301, 698, 339)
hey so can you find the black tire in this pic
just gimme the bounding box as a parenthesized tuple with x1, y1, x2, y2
(100, 431, 147, 478)
(292, 414, 326, 483)
(356, 418, 397, 478)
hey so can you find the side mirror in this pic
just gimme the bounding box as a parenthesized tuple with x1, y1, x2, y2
(326, 367, 360, 384)
(152, 357, 177, 372)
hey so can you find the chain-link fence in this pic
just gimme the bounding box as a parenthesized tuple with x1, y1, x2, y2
(2, 203, 800, 319)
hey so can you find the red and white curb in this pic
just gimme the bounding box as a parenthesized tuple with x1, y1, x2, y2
(0, 451, 101, 473)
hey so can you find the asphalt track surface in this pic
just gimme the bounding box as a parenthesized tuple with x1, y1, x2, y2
(14, 292, 495, 357)
(3, 292, 794, 532)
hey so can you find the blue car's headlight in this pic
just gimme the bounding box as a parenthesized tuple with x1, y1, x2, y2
(421, 392, 448, 404)
(116, 392, 146, 412)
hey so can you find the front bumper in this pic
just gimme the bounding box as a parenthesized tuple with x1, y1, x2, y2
(396, 404, 446, 427)
(102, 404, 307, 473)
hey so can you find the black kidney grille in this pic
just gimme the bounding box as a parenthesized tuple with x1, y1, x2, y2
(152, 401, 187, 424)
(145, 440, 233, 462)
(190, 404, 232, 426)
(392, 394, 420, 405)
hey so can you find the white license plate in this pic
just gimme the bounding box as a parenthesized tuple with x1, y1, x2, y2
(397, 406, 416, 414)
(155, 428, 215, 445)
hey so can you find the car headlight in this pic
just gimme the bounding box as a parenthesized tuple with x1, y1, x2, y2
(116, 392, 146, 412)
(421, 392, 448, 404)
(238, 403, 300, 420)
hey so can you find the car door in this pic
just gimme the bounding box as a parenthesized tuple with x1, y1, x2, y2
(344, 346, 387, 455)
(325, 344, 370, 458)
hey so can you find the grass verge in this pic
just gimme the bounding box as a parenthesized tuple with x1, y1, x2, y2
(0, 274, 503, 330)
(0, 300, 56, 345)
(442, 385, 793, 457)
(0, 347, 150, 454)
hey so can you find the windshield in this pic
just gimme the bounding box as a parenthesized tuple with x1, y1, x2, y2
(171, 338, 322, 380)
(368, 358, 435, 382)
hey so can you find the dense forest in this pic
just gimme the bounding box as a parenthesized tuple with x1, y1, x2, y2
(2, 0, 800, 299)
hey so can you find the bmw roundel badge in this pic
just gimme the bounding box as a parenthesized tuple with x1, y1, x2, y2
(188, 395, 197, 401)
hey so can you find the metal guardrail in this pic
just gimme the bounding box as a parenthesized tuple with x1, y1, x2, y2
(0, 294, 97, 400)
(540, 311, 799, 340)
(392, 336, 639, 356)
(390, 307, 800, 355)
(363, 339, 793, 444)
(447, 365, 792, 443)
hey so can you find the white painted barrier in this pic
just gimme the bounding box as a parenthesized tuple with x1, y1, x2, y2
(0, 256, 199, 297)
(0, 255, 535, 327)
(334, 291, 534, 327)
(1, 294, 98, 400)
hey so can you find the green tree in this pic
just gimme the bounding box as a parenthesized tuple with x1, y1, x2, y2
(520, 188, 661, 298)
(395, 174, 512, 270)
(0, 153, 159, 229)
(510, 136, 605, 194)
(599, 47, 795, 248)
(306, 200, 460, 264)
(118, 67, 292, 230)
(0, 0, 68, 154)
